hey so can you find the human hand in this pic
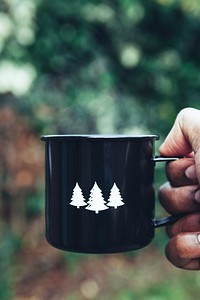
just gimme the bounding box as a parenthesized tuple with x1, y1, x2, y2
(159, 107, 200, 270)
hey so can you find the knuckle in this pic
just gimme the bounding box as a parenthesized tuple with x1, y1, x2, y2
(165, 163, 175, 182)
(177, 107, 196, 123)
(173, 234, 186, 260)
(166, 158, 196, 187)
(158, 183, 170, 205)
(189, 213, 200, 229)
(167, 234, 189, 261)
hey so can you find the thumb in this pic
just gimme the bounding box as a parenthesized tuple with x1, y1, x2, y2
(159, 108, 200, 182)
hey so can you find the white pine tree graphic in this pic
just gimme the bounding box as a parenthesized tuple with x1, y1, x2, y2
(107, 183, 125, 209)
(85, 182, 109, 214)
(70, 183, 87, 208)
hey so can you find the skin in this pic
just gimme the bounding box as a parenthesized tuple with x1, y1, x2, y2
(159, 107, 200, 270)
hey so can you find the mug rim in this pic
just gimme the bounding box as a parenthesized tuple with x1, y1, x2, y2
(41, 134, 159, 141)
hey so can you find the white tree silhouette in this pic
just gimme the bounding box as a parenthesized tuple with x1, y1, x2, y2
(69, 183, 87, 208)
(107, 183, 125, 209)
(86, 182, 109, 214)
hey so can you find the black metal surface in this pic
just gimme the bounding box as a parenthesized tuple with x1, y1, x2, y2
(42, 135, 160, 254)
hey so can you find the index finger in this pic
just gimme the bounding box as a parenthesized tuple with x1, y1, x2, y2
(165, 158, 198, 187)
(159, 108, 200, 183)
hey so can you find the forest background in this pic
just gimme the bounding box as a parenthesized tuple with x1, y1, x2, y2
(1, 0, 200, 299)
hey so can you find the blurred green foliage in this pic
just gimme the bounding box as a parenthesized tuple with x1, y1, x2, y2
(1, 0, 200, 137)
(1, 0, 200, 299)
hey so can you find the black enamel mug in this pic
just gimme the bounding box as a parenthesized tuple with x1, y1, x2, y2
(41, 135, 180, 254)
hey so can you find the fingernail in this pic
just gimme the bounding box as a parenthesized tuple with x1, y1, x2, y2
(197, 234, 200, 244)
(195, 189, 200, 203)
(185, 165, 197, 180)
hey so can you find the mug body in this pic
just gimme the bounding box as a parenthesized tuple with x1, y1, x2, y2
(41, 135, 158, 254)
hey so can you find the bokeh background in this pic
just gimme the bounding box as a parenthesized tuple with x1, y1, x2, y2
(1, 0, 200, 299)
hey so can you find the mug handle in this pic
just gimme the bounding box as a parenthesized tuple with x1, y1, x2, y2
(151, 156, 185, 228)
